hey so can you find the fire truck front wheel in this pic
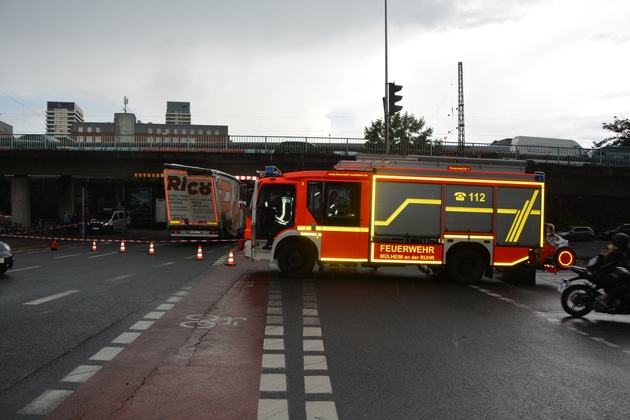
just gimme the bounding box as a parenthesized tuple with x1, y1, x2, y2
(447, 248, 485, 285)
(277, 240, 316, 278)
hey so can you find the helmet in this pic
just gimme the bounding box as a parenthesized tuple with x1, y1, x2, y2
(611, 232, 630, 249)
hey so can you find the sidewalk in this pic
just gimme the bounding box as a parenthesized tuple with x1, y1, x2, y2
(47, 253, 271, 419)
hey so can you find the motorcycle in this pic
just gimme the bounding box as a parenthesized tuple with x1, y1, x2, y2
(559, 257, 630, 317)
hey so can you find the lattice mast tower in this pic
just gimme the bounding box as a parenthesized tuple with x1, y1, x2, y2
(458, 62, 465, 151)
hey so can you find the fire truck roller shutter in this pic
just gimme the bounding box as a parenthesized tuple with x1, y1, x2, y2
(495, 187, 542, 247)
(373, 181, 441, 239)
(444, 185, 494, 233)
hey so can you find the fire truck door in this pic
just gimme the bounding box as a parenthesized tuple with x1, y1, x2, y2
(318, 182, 365, 261)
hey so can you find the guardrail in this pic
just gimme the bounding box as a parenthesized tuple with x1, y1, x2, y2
(1, 134, 629, 167)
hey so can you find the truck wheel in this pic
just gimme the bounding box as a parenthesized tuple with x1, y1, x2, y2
(278, 241, 315, 278)
(447, 249, 484, 284)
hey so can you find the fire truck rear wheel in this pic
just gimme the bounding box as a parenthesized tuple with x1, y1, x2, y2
(447, 249, 485, 285)
(277, 241, 315, 278)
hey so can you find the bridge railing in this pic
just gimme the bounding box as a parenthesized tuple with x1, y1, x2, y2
(1, 134, 628, 167)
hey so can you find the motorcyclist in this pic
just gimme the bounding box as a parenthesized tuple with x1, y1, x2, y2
(593, 232, 630, 308)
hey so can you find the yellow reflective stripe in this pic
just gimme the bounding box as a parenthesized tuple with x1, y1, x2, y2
(320, 257, 369, 263)
(444, 234, 493, 240)
(445, 206, 493, 213)
(506, 190, 539, 243)
(494, 256, 529, 266)
(498, 209, 541, 215)
(296, 225, 368, 233)
(375, 198, 441, 226)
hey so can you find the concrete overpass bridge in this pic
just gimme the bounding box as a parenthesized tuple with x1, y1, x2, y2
(1, 149, 629, 232)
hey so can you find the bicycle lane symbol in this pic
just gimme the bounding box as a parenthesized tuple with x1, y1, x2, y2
(180, 314, 247, 329)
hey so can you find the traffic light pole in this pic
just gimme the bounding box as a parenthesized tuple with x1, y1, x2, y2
(384, 0, 390, 155)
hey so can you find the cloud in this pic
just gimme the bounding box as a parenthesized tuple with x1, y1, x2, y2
(1, 0, 628, 146)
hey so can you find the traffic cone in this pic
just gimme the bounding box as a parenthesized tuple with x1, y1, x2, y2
(51, 239, 58, 251)
(196, 244, 203, 260)
(119, 240, 126, 253)
(148, 241, 155, 255)
(92, 240, 97, 252)
(225, 249, 236, 266)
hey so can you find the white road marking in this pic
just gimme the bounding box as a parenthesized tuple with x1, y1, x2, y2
(104, 273, 136, 282)
(53, 253, 81, 259)
(9, 265, 41, 272)
(19, 390, 73, 415)
(24, 290, 79, 306)
(144, 311, 165, 319)
(303, 327, 322, 337)
(89, 346, 124, 361)
(304, 375, 333, 394)
(258, 399, 289, 420)
(262, 354, 286, 369)
(304, 355, 328, 370)
(259, 373, 287, 392)
(303, 339, 325, 352)
(265, 325, 284, 336)
(88, 251, 118, 258)
(129, 320, 155, 330)
(61, 365, 102, 383)
(111, 332, 142, 344)
(153, 261, 176, 267)
(306, 401, 338, 420)
(264, 338, 285, 351)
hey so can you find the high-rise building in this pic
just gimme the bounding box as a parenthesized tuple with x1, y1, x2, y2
(165, 101, 191, 125)
(46, 102, 84, 135)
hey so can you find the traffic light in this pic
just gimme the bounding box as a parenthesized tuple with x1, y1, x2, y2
(387, 82, 403, 116)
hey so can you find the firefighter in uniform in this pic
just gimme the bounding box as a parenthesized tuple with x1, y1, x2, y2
(263, 190, 294, 249)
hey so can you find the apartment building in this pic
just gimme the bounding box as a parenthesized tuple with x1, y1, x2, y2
(165, 101, 191, 125)
(46, 101, 84, 135)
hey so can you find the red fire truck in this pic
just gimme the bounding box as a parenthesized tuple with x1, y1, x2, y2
(241, 155, 575, 284)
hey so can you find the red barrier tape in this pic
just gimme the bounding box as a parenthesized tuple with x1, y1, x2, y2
(0, 233, 237, 244)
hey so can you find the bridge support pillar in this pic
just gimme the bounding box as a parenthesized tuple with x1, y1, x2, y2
(58, 176, 75, 224)
(11, 175, 31, 228)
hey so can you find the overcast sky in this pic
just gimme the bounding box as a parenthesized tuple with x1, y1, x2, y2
(1, 0, 628, 147)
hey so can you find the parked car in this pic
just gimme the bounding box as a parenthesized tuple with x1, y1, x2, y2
(599, 223, 630, 240)
(556, 226, 595, 241)
(552, 234, 569, 248)
(87, 210, 130, 234)
(0, 240, 14, 275)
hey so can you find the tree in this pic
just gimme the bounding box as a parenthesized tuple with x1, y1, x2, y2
(593, 116, 630, 148)
(364, 112, 435, 155)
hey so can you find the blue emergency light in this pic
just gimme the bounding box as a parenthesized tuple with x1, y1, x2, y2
(265, 166, 282, 176)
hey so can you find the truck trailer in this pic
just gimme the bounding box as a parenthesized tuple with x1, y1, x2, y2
(241, 155, 574, 284)
(163, 163, 244, 239)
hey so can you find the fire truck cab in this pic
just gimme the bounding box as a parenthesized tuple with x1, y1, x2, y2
(242, 155, 573, 284)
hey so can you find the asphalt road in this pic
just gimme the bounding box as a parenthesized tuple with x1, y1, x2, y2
(1, 235, 627, 419)
(0, 234, 237, 418)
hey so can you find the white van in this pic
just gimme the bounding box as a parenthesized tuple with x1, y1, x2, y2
(88, 210, 131, 233)
(492, 136, 587, 159)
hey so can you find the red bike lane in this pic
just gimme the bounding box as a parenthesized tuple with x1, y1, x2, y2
(47, 256, 271, 420)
